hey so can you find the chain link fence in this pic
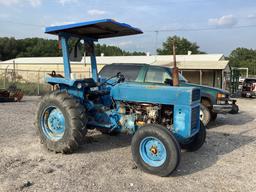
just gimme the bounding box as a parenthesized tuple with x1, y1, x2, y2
(0, 67, 91, 96)
(1, 66, 255, 96)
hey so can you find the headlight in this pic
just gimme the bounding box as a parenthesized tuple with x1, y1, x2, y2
(217, 93, 225, 100)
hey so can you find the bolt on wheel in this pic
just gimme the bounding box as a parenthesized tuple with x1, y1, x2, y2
(41, 106, 65, 141)
(35, 91, 87, 153)
(131, 124, 180, 176)
(139, 137, 167, 167)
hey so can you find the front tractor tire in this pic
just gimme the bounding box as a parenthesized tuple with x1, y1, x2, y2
(180, 121, 206, 152)
(35, 91, 87, 154)
(131, 124, 181, 177)
(200, 104, 211, 126)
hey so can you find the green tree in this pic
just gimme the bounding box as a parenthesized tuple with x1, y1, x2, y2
(0, 37, 18, 61)
(17, 38, 61, 57)
(0, 37, 145, 61)
(229, 47, 256, 75)
(95, 44, 145, 56)
(157, 35, 205, 55)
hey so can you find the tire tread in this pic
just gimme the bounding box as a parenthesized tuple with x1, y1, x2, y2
(35, 91, 87, 154)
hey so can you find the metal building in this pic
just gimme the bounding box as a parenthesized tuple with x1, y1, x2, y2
(0, 54, 230, 89)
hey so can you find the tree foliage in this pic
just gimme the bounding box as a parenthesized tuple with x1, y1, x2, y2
(157, 35, 205, 55)
(229, 47, 256, 75)
(0, 37, 145, 61)
(94, 44, 145, 56)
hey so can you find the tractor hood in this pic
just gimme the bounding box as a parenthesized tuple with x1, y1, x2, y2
(184, 82, 230, 95)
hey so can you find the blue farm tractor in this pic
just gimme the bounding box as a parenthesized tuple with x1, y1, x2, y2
(35, 19, 206, 176)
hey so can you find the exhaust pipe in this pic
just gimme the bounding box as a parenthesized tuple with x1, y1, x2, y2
(172, 40, 179, 86)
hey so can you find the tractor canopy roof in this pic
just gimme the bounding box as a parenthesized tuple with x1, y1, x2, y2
(45, 19, 143, 39)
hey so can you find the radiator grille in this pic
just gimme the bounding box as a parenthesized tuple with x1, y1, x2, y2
(192, 89, 200, 102)
(191, 106, 200, 130)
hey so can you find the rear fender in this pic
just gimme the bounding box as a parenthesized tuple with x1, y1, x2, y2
(46, 77, 85, 101)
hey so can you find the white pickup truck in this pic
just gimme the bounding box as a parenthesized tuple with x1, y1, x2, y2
(241, 78, 256, 98)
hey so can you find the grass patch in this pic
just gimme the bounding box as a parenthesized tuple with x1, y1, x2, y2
(0, 79, 51, 96)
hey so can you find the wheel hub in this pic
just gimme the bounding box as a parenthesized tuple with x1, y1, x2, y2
(150, 146, 158, 155)
(41, 106, 65, 141)
(139, 137, 167, 167)
(48, 109, 65, 131)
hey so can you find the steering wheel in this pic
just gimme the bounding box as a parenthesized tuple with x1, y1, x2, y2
(100, 72, 125, 86)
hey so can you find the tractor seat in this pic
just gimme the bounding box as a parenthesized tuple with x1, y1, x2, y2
(83, 78, 98, 88)
(87, 90, 110, 100)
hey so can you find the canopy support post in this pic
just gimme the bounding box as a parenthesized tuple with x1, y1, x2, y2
(85, 40, 98, 82)
(60, 34, 71, 79)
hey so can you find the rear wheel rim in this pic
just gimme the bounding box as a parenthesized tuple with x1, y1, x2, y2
(139, 136, 167, 167)
(41, 106, 65, 141)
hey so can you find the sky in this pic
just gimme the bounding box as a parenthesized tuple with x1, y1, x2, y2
(0, 0, 256, 55)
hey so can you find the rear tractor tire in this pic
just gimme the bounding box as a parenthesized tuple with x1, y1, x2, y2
(35, 91, 87, 154)
(200, 104, 211, 126)
(131, 124, 181, 177)
(180, 121, 206, 152)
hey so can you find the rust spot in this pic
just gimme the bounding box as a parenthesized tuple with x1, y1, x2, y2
(150, 146, 158, 154)
(146, 85, 159, 89)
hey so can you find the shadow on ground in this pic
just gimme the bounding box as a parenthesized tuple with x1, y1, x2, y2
(173, 128, 256, 176)
(78, 107, 255, 154)
(208, 110, 255, 128)
(76, 127, 256, 177)
(78, 132, 132, 153)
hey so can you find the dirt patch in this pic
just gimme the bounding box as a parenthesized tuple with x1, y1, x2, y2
(0, 97, 256, 192)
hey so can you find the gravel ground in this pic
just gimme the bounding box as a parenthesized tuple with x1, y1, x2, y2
(0, 97, 256, 192)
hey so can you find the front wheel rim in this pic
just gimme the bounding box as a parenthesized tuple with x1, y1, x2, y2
(139, 136, 167, 167)
(200, 109, 204, 121)
(40, 106, 65, 141)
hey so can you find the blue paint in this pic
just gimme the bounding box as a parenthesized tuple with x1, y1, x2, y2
(85, 100, 94, 111)
(110, 82, 201, 139)
(107, 111, 121, 131)
(110, 82, 200, 106)
(40, 106, 65, 141)
(87, 108, 121, 130)
(46, 77, 75, 86)
(45, 19, 143, 38)
(66, 86, 84, 101)
(139, 137, 167, 167)
(86, 103, 137, 134)
(43, 19, 202, 144)
(45, 78, 86, 101)
(60, 35, 71, 79)
(173, 104, 200, 140)
(90, 44, 98, 82)
(118, 114, 136, 134)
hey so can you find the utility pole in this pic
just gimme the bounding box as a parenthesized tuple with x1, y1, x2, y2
(12, 60, 16, 83)
(172, 39, 179, 86)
